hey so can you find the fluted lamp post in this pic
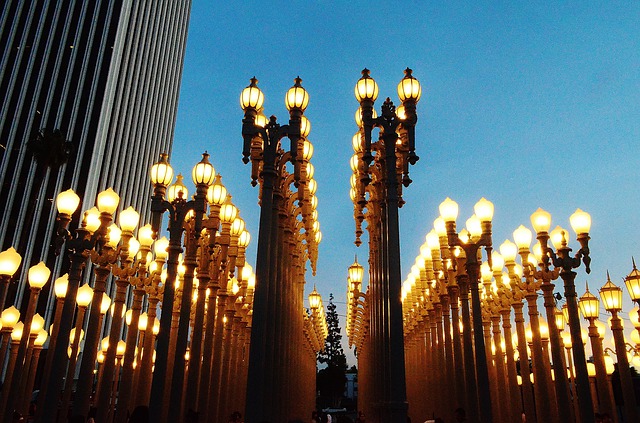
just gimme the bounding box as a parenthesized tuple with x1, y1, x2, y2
(38, 188, 120, 423)
(2, 262, 50, 418)
(241, 75, 311, 423)
(531, 207, 595, 423)
(600, 275, 639, 423)
(354, 68, 421, 423)
(579, 284, 615, 417)
(59, 283, 93, 419)
(147, 153, 213, 422)
(440, 197, 494, 423)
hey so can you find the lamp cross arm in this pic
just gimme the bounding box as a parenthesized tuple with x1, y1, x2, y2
(89, 248, 119, 267)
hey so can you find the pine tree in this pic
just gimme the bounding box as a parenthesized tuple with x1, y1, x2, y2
(317, 293, 347, 408)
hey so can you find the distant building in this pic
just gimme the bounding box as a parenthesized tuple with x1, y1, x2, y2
(345, 371, 358, 400)
(0, 1, 191, 319)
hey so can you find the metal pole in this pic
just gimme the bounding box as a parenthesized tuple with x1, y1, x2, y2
(73, 266, 110, 418)
(610, 311, 638, 423)
(541, 283, 573, 423)
(467, 260, 493, 423)
(587, 318, 615, 417)
(563, 270, 595, 423)
(459, 275, 480, 423)
(381, 117, 408, 423)
(148, 228, 183, 422)
(244, 150, 276, 423)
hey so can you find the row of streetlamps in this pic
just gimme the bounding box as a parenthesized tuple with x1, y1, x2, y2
(0, 148, 327, 422)
(352, 198, 640, 423)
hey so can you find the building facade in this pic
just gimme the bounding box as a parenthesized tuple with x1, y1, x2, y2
(0, 0, 191, 317)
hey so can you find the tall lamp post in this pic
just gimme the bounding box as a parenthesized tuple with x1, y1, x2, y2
(579, 284, 615, 417)
(241, 76, 310, 423)
(353, 68, 421, 423)
(531, 208, 595, 423)
(148, 152, 213, 423)
(600, 274, 639, 423)
(37, 187, 119, 423)
(440, 197, 495, 423)
(2, 262, 50, 419)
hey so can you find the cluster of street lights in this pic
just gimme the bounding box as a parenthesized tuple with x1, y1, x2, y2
(347, 68, 422, 423)
(0, 76, 328, 423)
(393, 198, 640, 423)
(240, 76, 325, 422)
(0, 151, 285, 423)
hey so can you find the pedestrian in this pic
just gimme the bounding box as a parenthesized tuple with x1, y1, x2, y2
(128, 406, 149, 423)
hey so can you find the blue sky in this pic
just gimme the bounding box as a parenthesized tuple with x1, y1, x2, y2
(172, 2, 640, 364)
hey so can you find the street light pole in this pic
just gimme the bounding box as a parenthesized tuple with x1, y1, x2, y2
(37, 188, 118, 423)
(532, 208, 594, 423)
(354, 68, 421, 423)
(241, 76, 310, 423)
(600, 274, 639, 423)
(440, 197, 495, 423)
(148, 152, 212, 423)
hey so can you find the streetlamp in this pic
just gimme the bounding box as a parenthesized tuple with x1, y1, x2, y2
(241, 75, 316, 423)
(38, 187, 119, 423)
(2, 261, 50, 419)
(600, 274, 639, 423)
(531, 207, 595, 423)
(148, 152, 213, 422)
(440, 197, 494, 423)
(352, 68, 421, 423)
(578, 284, 615, 417)
(504, 232, 537, 422)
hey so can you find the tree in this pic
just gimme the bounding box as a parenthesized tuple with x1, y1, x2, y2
(317, 293, 347, 408)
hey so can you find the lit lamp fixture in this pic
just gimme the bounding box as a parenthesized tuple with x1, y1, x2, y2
(53, 188, 81, 253)
(0, 305, 20, 375)
(600, 274, 639, 422)
(0, 248, 21, 310)
(309, 287, 321, 311)
(348, 258, 364, 293)
(625, 260, 640, 322)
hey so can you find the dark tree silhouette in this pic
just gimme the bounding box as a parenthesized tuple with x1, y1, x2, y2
(27, 128, 73, 170)
(317, 293, 347, 408)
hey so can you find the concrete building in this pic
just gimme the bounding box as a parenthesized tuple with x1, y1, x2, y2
(0, 0, 191, 318)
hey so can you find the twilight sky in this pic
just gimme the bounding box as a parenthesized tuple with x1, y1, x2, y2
(171, 2, 640, 364)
